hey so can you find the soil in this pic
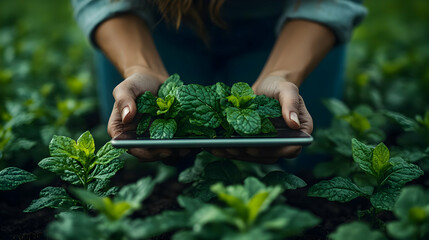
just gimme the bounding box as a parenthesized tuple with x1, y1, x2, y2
(2, 167, 427, 240)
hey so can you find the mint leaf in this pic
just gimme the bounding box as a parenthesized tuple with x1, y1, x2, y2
(252, 95, 282, 118)
(226, 107, 261, 135)
(370, 185, 401, 210)
(137, 114, 151, 135)
(95, 142, 126, 165)
(89, 158, 124, 181)
(352, 138, 375, 176)
(164, 96, 181, 119)
(38, 157, 84, 184)
(149, 119, 177, 139)
(371, 142, 391, 179)
(175, 117, 216, 138)
(0, 167, 37, 190)
(205, 160, 241, 184)
(158, 73, 183, 99)
(24, 187, 78, 212)
(137, 91, 158, 115)
(76, 131, 95, 157)
(177, 84, 222, 128)
(49, 135, 78, 159)
(129, 211, 189, 239)
(211, 82, 231, 98)
(261, 118, 276, 134)
(308, 177, 373, 202)
(381, 157, 423, 187)
(116, 177, 155, 209)
(231, 82, 255, 98)
(262, 171, 307, 190)
(329, 221, 387, 240)
(385, 111, 419, 132)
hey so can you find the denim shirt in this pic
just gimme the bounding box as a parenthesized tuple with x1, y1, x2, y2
(71, 0, 367, 47)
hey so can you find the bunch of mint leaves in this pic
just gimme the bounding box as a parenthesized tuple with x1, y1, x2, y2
(136, 74, 282, 139)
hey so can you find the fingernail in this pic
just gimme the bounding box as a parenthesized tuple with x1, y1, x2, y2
(121, 106, 130, 121)
(290, 112, 300, 126)
(159, 152, 171, 158)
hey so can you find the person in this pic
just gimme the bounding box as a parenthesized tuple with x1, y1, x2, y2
(72, 0, 367, 164)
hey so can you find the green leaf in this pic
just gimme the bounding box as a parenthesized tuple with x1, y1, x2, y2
(211, 82, 231, 98)
(38, 156, 84, 185)
(381, 157, 424, 187)
(231, 82, 255, 98)
(156, 95, 174, 115)
(129, 211, 189, 239)
(175, 117, 216, 138)
(149, 118, 177, 139)
(371, 142, 391, 179)
(177, 84, 222, 128)
(190, 204, 234, 230)
(227, 95, 240, 108)
(323, 98, 350, 117)
(393, 186, 429, 219)
(164, 95, 181, 118)
(116, 177, 155, 208)
(211, 183, 248, 220)
(73, 188, 132, 220)
(352, 138, 375, 176)
(226, 107, 261, 135)
(385, 111, 419, 132)
(252, 95, 282, 118)
(24, 187, 78, 212)
(341, 112, 371, 133)
(386, 220, 418, 240)
(258, 205, 320, 237)
(262, 171, 307, 190)
(308, 177, 372, 202)
(95, 142, 126, 165)
(158, 73, 183, 99)
(89, 158, 124, 181)
(329, 221, 387, 240)
(136, 91, 158, 115)
(137, 114, 151, 135)
(0, 167, 37, 190)
(49, 135, 78, 159)
(76, 131, 95, 157)
(370, 185, 401, 210)
(177, 195, 205, 212)
(46, 212, 101, 240)
(247, 191, 269, 223)
(261, 118, 276, 134)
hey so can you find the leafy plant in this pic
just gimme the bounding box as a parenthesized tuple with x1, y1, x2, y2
(0, 167, 37, 190)
(24, 131, 126, 212)
(136, 74, 281, 139)
(308, 138, 424, 212)
(329, 221, 386, 240)
(387, 186, 429, 240)
(45, 177, 156, 240)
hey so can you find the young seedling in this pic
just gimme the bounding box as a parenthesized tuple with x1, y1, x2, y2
(24, 131, 126, 212)
(135, 74, 282, 139)
(308, 138, 424, 222)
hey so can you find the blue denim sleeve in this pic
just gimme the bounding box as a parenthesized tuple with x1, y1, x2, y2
(71, 0, 154, 48)
(276, 0, 367, 44)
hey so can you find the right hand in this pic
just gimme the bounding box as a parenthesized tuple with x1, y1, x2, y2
(107, 71, 193, 163)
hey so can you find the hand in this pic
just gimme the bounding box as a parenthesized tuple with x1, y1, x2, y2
(210, 74, 313, 163)
(107, 71, 193, 163)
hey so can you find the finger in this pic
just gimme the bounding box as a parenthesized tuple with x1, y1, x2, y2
(112, 81, 139, 124)
(128, 148, 172, 162)
(298, 96, 313, 135)
(245, 146, 302, 159)
(107, 103, 124, 138)
(278, 82, 301, 130)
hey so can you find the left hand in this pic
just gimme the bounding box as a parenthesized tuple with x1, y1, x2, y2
(209, 74, 313, 164)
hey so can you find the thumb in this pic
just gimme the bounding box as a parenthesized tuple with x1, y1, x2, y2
(278, 83, 301, 130)
(112, 83, 138, 124)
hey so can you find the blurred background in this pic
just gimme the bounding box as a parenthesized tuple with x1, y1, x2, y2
(0, 0, 428, 169)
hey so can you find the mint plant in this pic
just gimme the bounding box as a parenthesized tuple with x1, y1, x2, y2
(0, 167, 37, 190)
(46, 177, 156, 240)
(387, 186, 429, 240)
(135, 74, 281, 139)
(329, 221, 387, 240)
(308, 138, 424, 212)
(25, 131, 126, 212)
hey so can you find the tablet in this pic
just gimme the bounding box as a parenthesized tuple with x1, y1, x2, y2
(111, 128, 313, 148)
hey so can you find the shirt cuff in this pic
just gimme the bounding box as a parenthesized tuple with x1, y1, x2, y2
(276, 0, 368, 44)
(72, 0, 154, 48)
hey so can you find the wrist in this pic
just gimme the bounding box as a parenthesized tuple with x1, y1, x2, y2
(263, 70, 304, 87)
(124, 65, 169, 83)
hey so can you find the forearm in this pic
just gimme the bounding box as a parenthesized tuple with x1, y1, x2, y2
(95, 14, 168, 81)
(255, 20, 335, 87)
